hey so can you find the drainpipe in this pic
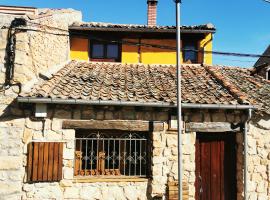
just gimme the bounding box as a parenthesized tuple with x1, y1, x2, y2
(244, 108, 252, 200)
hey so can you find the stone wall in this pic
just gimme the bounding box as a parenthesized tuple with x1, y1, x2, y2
(0, 14, 82, 199)
(0, 9, 81, 200)
(0, 103, 248, 200)
(0, 9, 82, 119)
(19, 105, 172, 200)
(14, 9, 82, 85)
(245, 120, 270, 200)
(234, 115, 270, 200)
(0, 93, 269, 200)
(0, 118, 25, 200)
(0, 9, 82, 86)
(23, 182, 149, 200)
(0, 6, 269, 200)
(166, 131, 196, 200)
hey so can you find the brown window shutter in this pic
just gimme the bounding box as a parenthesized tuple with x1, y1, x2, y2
(197, 41, 204, 64)
(27, 142, 63, 182)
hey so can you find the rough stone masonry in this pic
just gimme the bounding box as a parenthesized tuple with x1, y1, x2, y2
(0, 8, 82, 200)
(0, 6, 269, 200)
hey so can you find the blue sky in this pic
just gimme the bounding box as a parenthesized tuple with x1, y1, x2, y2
(1, 0, 270, 67)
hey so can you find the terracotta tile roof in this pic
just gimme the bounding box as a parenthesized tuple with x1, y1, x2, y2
(211, 66, 270, 114)
(20, 61, 270, 114)
(70, 22, 216, 33)
(20, 61, 240, 105)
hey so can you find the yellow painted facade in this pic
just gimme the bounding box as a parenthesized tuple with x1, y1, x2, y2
(141, 39, 177, 65)
(122, 39, 140, 63)
(70, 37, 89, 61)
(70, 34, 213, 65)
(199, 33, 213, 65)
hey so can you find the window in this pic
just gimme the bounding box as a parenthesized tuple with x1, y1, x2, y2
(92, 44, 104, 58)
(74, 130, 150, 177)
(183, 43, 198, 63)
(107, 44, 119, 58)
(90, 41, 120, 62)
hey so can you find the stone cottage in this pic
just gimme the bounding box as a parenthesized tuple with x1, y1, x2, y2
(0, 4, 269, 200)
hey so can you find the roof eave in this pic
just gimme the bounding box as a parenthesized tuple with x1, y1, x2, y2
(17, 97, 255, 110)
(0, 5, 37, 9)
(68, 26, 216, 34)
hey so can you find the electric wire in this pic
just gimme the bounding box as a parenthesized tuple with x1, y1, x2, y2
(1, 19, 270, 59)
(214, 58, 256, 63)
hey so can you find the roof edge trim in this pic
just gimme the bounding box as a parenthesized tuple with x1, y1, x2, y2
(68, 26, 216, 34)
(17, 97, 255, 110)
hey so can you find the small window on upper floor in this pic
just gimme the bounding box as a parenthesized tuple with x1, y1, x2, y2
(183, 43, 198, 63)
(90, 41, 120, 62)
(92, 44, 104, 58)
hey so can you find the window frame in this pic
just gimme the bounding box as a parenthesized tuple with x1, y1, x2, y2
(74, 130, 151, 179)
(89, 40, 121, 62)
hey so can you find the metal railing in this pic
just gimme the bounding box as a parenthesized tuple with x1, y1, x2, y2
(74, 132, 148, 177)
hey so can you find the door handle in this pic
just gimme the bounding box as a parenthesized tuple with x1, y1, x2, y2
(199, 175, 203, 194)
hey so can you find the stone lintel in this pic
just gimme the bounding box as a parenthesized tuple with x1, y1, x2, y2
(185, 122, 241, 132)
(62, 120, 164, 132)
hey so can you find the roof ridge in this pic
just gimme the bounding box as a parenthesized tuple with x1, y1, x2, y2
(73, 21, 214, 28)
(203, 65, 249, 105)
(70, 22, 216, 32)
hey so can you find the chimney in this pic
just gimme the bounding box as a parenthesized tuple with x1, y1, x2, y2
(147, 0, 158, 26)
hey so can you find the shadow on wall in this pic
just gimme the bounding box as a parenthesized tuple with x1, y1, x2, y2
(146, 179, 166, 200)
(0, 99, 30, 121)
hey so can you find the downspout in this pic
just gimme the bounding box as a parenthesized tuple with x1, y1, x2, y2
(244, 108, 252, 200)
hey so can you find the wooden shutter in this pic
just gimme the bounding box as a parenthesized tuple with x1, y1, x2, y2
(27, 142, 63, 182)
(197, 41, 204, 64)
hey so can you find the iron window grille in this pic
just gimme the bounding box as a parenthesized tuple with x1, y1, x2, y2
(74, 131, 150, 178)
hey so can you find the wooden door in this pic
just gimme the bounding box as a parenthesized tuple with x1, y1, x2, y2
(195, 133, 236, 200)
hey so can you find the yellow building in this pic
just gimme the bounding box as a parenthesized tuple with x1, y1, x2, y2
(69, 0, 215, 65)
(69, 22, 215, 65)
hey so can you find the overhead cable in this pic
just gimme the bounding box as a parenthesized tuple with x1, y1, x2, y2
(2, 19, 270, 59)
